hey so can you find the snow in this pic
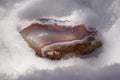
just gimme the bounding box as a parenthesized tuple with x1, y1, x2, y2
(0, 0, 120, 80)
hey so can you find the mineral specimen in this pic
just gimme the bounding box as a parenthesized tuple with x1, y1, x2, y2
(20, 18, 102, 60)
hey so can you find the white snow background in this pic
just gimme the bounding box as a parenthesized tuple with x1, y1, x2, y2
(0, 0, 120, 80)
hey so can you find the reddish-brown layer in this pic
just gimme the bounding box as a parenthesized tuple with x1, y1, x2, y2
(22, 23, 97, 34)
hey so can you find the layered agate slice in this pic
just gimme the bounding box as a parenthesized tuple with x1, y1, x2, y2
(20, 18, 102, 60)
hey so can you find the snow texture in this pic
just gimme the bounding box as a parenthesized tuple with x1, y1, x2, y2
(0, 0, 120, 80)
